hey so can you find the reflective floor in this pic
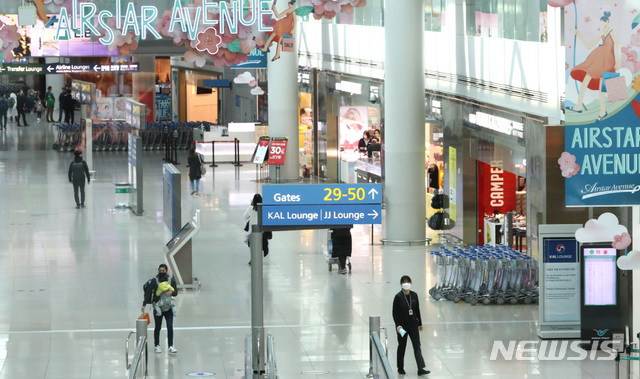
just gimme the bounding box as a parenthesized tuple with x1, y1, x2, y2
(0, 117, 622, 378)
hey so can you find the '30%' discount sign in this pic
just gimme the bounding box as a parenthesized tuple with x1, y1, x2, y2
(267, 137, 288, 165)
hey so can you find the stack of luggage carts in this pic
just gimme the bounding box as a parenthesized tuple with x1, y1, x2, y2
(428, 245, 538, 306)
(53, 121, 211, 152)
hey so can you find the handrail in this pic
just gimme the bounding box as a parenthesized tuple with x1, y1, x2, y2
(244, 334, 252, 379)
(125, 331, 136, 370)
(266, 334, 278, 379)
(128, 336, 147, 379)
(370, 332, 395, 379)
(380, 327, 388, 357)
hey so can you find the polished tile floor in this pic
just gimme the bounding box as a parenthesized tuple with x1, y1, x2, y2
(0, 117, 624, 378)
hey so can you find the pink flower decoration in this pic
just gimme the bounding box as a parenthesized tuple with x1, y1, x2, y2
(547, 0, 574, 7)
(558, 151, 580, 178)
(621, 46, 640, 74)
(630, 30, 640, 48)
(612, 232, 632, 250)
(248, 80, 257, 88)
(195, 27, 222, 55)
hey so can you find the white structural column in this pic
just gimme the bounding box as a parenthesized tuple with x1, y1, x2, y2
(45, 57, 65, 103)
(267, 35, 299, 181)
(383, 1, 426, 242)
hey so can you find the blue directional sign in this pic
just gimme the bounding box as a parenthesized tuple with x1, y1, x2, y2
(263, 184, 382, 205)
(261, 184, 382, 227)
(262, 204, 382, 226)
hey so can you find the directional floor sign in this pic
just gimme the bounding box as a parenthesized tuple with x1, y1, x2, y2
(261, 184, 382, 227)
(262, 204, 381, 226)
(263, 184, 382, 205)
(45, 62, 140, 74)
(0, 64, 44, 75)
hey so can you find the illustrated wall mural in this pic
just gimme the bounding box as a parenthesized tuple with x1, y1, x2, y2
(551, 0, 640, 206)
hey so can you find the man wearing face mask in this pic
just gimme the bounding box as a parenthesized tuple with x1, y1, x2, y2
(142, 264, 179, 354)
(392, 275, 429, 376)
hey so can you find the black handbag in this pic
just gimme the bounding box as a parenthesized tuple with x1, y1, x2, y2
(244, 220, 250, 232)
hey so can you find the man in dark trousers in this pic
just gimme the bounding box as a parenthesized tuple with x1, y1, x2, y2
(16, 89, 28, 127)
(0, 94, 8, 130)
(68, 150, 90, 208)
(44, 86, 55, 123)
(63, 88, 75, 124)
(57, 86, 67, 122)
(330, 227, 352, 274)
(392, 275, 430, 376)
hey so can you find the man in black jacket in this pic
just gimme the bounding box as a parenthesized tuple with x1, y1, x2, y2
(57, 86, 67, 122)
(16, 89, 28, 127)
(63, 88, 75, 124)
(68, 150, 90, 208)
(392, 275, 430, 376)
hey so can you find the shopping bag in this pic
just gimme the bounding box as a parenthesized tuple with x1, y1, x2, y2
(139, 312, 150, 325)
(604, 76, 628, 103)
(601, 71, 619, 92)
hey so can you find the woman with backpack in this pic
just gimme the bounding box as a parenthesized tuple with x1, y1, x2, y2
(142, 264, 179, 354)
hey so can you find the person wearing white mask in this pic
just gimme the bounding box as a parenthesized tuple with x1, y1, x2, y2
(392, 275, 429, 376)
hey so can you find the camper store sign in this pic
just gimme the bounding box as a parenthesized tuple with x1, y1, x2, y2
(54, 0, 275, 47)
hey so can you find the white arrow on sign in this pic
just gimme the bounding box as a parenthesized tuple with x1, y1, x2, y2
(368, 210, 379, 219)
(368, 188, 379, 200)
(47, 65, 54, 72)
(93, 65, 100, 72)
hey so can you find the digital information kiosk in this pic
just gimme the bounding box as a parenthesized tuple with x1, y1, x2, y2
(165, 211, 200, 290)
(580, 244, 625, 348)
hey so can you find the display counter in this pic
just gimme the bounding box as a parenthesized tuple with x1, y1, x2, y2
(194, 122, 257, 163)
(355, 158, 382, 184)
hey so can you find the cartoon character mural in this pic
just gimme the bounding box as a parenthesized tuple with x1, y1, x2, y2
(29, 0, 57, 28)
(552, 0, 640, 206)
(568, 11, 622, 121)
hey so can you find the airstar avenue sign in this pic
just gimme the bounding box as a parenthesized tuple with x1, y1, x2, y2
(55, 0, 275, 45)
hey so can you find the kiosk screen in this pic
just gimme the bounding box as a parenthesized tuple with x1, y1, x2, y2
(166, 223, 193, 250)
(583, 247, 617, 306)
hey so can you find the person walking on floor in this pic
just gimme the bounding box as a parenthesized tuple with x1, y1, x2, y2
(0, 94, 8, 130)
(68, 150, 90, 209)
(244, 193, 272, 264)
(330, 227, 352, 274)
(34, 98, 44, 123)
(44, 86, 55, 123)
(16, 89, 28, 127)
(187, 147, 203, 195)
(7, 92, 16, 124)
(392, 275, 430, 376)
(142, 264, 179, 354)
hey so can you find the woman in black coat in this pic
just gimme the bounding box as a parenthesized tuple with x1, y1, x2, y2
(187, 147, 202, 195)
(331, 227, 352, 274)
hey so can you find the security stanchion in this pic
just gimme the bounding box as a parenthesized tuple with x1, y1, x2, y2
(210, 140, 218, 167)
(234, 138, 243, 167)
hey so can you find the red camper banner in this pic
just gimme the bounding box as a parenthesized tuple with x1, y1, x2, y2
(477, 162, 517, 244)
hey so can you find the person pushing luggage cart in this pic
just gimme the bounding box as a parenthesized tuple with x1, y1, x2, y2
(328, 227, 352, 274)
